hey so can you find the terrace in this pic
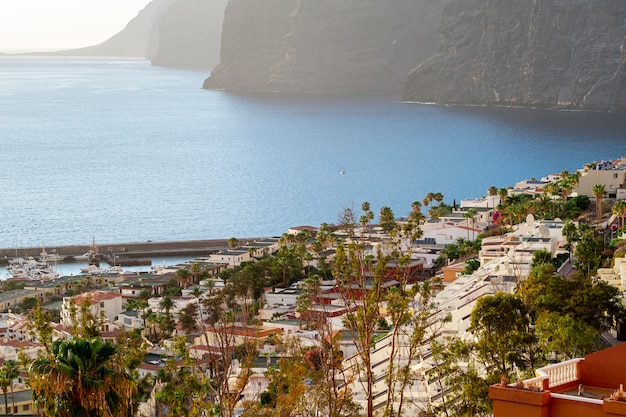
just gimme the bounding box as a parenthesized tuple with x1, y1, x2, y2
(490, 343, 626, 417)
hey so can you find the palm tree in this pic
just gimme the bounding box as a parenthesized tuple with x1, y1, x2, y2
(227, 237, 239, 250)
(29, 337, 136, 417)
(613, 200, 626, 233)
(592, 184, 606, 226)
(497, 188, 509, 206)
(0, 360, 19, 415)
(411, 201, 422, 213)
(488, 186, 498, 209)
(159, 295, 175, 336)
(432, 192, 444, 205)
(463, 208, 478, 241)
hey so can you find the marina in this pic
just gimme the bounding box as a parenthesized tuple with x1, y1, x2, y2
(0, 237, 266, 280)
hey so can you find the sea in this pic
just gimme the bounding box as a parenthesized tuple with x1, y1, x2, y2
(0, 56, 625, 251)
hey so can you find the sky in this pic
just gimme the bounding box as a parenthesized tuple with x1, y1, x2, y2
(0, 0, 153, 52)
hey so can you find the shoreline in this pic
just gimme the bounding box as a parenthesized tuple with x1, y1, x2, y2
(0, 237, 268, 265)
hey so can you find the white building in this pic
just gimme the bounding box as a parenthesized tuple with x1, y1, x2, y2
(61, 291, 123, 327)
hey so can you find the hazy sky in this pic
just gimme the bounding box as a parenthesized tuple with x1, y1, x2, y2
(0, 0, 152, 52)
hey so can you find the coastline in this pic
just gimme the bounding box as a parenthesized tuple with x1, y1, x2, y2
(0, 237, 267, 265)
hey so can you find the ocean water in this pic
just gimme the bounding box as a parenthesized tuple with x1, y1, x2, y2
(0, 56, 625, 248)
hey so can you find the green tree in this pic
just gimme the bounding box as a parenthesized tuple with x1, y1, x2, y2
(0, 359, 19, 415)
(179, 302, 200, 334)
(463, 208, 478, 240)
(488, 185, 499, 209)
(470, 293, 536, 378)
(227, 237, 239, 250)
(155, 337, 207, 417)
(29, 337, 136, 417)
(158, 295, 175, 336)
(613, 200, 626, 232)
(531, 249, 553, 269)
(574, 227, 604, 276)
(535, 312, 597, 360)
(592, 183, 607, 226)
(379, 206, 396, 234)
(333, 204, 434, 417)
(338, 206, 357, 238)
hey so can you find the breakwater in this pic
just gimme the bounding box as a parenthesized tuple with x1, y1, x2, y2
(0, 238, 266, 265)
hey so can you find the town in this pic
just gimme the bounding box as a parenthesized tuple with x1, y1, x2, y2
(1, 157, 626, 417)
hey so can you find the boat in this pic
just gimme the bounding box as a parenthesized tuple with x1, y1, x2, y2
(6, 257, 59, 280)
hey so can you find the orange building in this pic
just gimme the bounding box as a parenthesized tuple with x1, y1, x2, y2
(490, 343, 626, 417)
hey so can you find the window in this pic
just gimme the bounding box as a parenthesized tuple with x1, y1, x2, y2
(100, 302, 105, 308)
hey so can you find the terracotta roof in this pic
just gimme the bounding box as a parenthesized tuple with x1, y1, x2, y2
(72, 291, 121, 305)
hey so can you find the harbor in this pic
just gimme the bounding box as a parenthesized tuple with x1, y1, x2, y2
(0, 238, 267, 279)
(0, 238, 266, 264)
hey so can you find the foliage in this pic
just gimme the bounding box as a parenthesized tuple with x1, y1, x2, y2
(29, 337, 136, 417)
(470, 293, 537, 377)
(155, 337, 208, 417)
(462, 258, 480, 275)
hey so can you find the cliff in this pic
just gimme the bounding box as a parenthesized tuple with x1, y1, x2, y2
(150, 0, 227, 69)
(46, 0, 175, 58)
(41, 0, 225, 70)
(203, 0, 447, 94)
(402, 0, 626, 112)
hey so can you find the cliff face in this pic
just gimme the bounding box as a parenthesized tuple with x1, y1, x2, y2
(402, 0, 626, 112)
(46, 0, 225, 71)
(203, 0, 447, 94)
(51, 0, 175, 58)
(150, 0, 228, 69)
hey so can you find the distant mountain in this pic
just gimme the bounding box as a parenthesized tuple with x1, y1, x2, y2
(402, 0, 626, 112)
(41, 0, 226, 70)
(203, 0, 448, 94)
(46, 0, 175, 58)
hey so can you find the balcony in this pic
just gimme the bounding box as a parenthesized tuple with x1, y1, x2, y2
(490, 343, 626, 417)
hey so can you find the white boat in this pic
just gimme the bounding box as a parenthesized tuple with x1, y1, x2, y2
(6, 257, 59, 280)
(80, 265, 104, 275)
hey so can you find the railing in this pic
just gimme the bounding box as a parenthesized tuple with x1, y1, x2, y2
(537, 358, 582, 388)
(512, 358, 582, 390)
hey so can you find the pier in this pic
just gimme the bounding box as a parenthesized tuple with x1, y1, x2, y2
(0, 238, 266, 265)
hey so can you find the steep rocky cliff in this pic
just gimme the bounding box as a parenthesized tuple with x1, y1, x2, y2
(49, 0, 175, 58)
(45, 0, 225, 70)
(203, 0, 447, 94)
(402, 0, 626, 112)
(150, 0, 227, 69)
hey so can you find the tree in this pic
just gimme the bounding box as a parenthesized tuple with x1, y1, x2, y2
(531, 249, 553, 269)
(488, 185, 499, 208)
(0, 360, 19, 415)
(592, 183, 607, 226)
(158, 295, 175, 336)
(497, 188, 509, 207)
(429, 337, 492, 417)
(562, 220, 578, 257)
(534, 312, 597, 360)
(200, 286, 257, 417)
(29, 337, 136, 417)
(613, 200, 626, 233)
(338, 206, 357, 238)
(574, 227, 604, 276)
(379, 206, 396, 234)
(463, 208, 478, 240)
(155, 337, 207, 417)
(179, 302, 200, 334)
(332, 204, 435, 417)
(470, 293, 536, 378)
(227, 237, 240, 250)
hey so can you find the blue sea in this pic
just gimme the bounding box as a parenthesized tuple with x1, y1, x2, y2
(0, 56, 624, 248)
